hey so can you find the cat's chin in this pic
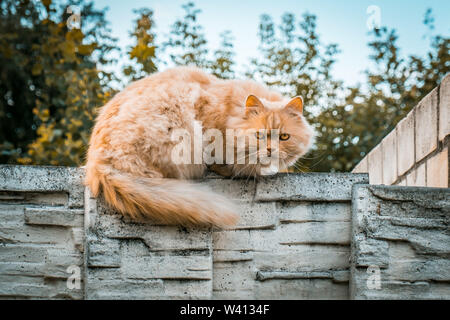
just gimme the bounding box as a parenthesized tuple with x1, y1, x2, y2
(259, 164, 279, 176)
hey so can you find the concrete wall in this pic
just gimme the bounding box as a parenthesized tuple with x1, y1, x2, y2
(351, 185, 450, 299)
(0, 166, 84, 299)
(353, 74, 450, 188)
(1, 165, 449, 299)
(83, 171, 369, 299)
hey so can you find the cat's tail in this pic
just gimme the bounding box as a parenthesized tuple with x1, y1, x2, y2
(85, 163, 239, 228)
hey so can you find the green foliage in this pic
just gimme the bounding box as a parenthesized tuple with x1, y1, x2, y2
(0, 0, 118, 165)
(210, 31, 235, 79)
(0, 1, 448, 172)
(248, 10, 448, 172)
(163, 2, 236, 79)
(123, 8, 157, 81)
(315, 11, 449, 171)
(163, 2, 209, 68)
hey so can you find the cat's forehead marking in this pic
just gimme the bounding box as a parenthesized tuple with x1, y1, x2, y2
(264, 111, 282, 131)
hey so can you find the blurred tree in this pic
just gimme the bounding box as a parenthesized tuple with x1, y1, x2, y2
(123, 8, 157, 81)
(162, 1, 236, 77)
(316, 9, 449, 172)
(163, 2, 209, 68)
(210, 30, 236, 79)
(0, 0, 117, 165)
(0, 0, 45, 163)
(1, 2, 447, 173)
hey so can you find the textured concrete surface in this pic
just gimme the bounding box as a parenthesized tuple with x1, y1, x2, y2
(368, 143, 383, 185)
(255, 173, 368, 202)
(212, 199, 353, 299)
(381, 130, 397, 185)
(3, 165, 449, 300)
(1, 165, 370, 299)
(415, 88, 438, 162)
(350, 185, 450, 299)
(352, 157, 368, 174)
(405, 161, 426, 187)
(84, 188, 213, 300)
(439, 75, 450, 142)
(426, 146, 449, 188)
(396, 111, 415, 176)
(0, 166, 84, 299)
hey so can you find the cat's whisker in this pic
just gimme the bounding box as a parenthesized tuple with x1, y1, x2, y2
(291, 162, 307, 173)
(231, 163, 252, 180)
(307, 156, 326, 169)
(231, 167, 247, 180)
(295, 150, 327, 160)
(245, 166, 256, 184)
(234, 150, 259, 165)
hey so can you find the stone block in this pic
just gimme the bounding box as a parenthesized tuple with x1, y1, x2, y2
(86, 279, 164, 300)
(368, 143, 383, 184)
(396, 111, 415, 175)
(254, 278, 348, 300)
(439, 74, 450, 141)
(405, 162, 426, 187)
(415, 88, 438, 162)
(0, 244, 48, 263)
(255, 173, 368, 201)
(382, 129, 397, 185)
(201, 178, 255, 201)
(96, 214, 212, 252)
(278, 202, 351, 223)
(0, 165, 84, 208)
(351, 184, 450, 299)
(163, 279, 212, 299)
(87, 238, 121, 268)
(120, 240, 212, 280)
(275, 221, 351, 245)
(352, 157, 368, 173)
(426, 146, 448, 188)
(252, 245, 350, 271)
(24, 207, 84, 227)
(225, 201, 278, 230)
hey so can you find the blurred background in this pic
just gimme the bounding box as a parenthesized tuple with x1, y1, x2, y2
(0, 0, 449, 172)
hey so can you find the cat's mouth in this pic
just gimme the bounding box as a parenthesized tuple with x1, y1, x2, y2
(259, 163, 280, 176)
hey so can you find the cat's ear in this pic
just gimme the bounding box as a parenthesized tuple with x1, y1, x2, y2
(245, 95, 264, 115)
(284, 96, 303, 114)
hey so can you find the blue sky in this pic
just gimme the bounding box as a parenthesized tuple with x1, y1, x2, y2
(94, 0, 450, 87)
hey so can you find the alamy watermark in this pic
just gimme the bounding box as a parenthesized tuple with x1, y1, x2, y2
(67, 5, 81, 30)
(170, 126, 282, 168)
(366, 5, 381, 31)
(66, 265, 81, 290)
(366, 265, 381, 290)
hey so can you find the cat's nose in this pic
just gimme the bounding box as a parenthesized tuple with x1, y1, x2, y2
(267, 148, 272, 157)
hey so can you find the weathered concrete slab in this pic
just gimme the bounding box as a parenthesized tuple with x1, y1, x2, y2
(212, 199, 355, 300)
(255, 173, 368, 202)
(0, 165, 85, 299)
(350, 184, 450, 300)
(415, 88, 439, 162)
(84, 187, 213, 299)
(0, 165, 84, 208)
(13, 165, 450, 300)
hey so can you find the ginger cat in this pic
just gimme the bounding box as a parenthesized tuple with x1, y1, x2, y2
(85, 67, 314, 227)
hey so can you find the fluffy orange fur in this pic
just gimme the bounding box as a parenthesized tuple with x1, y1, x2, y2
(85, 67, 314, 227)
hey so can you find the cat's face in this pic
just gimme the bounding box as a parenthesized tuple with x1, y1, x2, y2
(227, 95, 314, 177)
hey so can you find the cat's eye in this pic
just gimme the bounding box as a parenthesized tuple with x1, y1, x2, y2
(280, 133, 290, 141)
(255, 131, 265, 140)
